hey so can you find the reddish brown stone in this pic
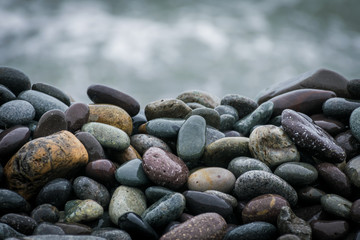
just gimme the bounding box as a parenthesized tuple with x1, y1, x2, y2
(311, 114, 345, 136)
(33, 109, 67, 138)
(85, 159, 117, 186)
(65, 102, 89, 132)
(0, 126, 30, 165)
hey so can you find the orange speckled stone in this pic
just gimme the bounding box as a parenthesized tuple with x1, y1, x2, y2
(4, 130, 88, 200)
(88, 104, 133, 136)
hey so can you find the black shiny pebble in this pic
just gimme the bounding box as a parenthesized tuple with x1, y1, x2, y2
(0, 189, 31, 214)
(32, 82, 71, 106)
(75, 132, 106, 162)
(118, 212, 158, 240)
(33, 109, 67, 138)
(0, 213, 37, 235)
(0, 84, 16, 105)
(31, 204, 60, 223)
(36, 178, 72, 209)
(0, 66, 31, 96)
(33, 222, 65, 235)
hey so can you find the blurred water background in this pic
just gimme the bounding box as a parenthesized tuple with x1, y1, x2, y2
(1, 0, 360, 106)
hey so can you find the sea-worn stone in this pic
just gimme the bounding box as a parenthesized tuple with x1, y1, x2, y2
(160, 212, 227, 240)
(219, 114, 236, 131)
(54, 222, 92, 235)
(187, 102, 206, 109)
(73, 176, 110, 208)
(86, 159, 117, 186)
(131, 110, 147, 135)
(234, 101, 274, 136)
(186, 108, 220, 128)
(145, 186, 175, 204)
(81, 122, 130, 151)
(277, 206, 312, 240)
(118, 212, 158, 240)
(0, 126, 31, 163)
(350, 199, 360, 223)
(0, 222, 25, 239)
(335, 130, 360, 160)
(249, 125, 299, 168)
(215, 105, 239, 120)
(145, 99, 192, 120)
(310, 220, 349, 240)
(223, 222, 277, 240)
(0, 213, 37, 235)
(115, 158, 150, 187)
(65, 103, 90, 133)
(297, 187, 325, 204)
(146, 118, 184, 138)
(177, 90, 220, 108)
(33, 222, 65, 235)
(0, 84, 16, 105)
(75, 132, 105, 162)
(321, 194, 352, 219)
(33, 109, 67, 138)
(0, 66, 31, 96)
(0, 100, 35, 126)
(202, 137, 250, 168)
(311, 114, 345, 136)
(205, 126, 225, 146)
(36, 178, 72, 209)
(281, 109, 346, 163)
(31, 204, 60, 223)
(87, 84, 140, 117)
(108, 186, 147, 225)
(108, 145, 142, 165)
(18, 90, 68, 119)
(221, 94, 258, 119)
(32, 82, 71, 106)
(64, 199, 104, 223)
(348, 78, 360, 98)
(323, 97, 360, 119)
(350, 107, 360, 142)
(274, 162, 318, 187)
(142, 193, 186, 228)
(234, 170, 298, 206)
(4, 130, 88, 200)
(345, 155, 360, 188)
(227, 157, 272, 178)
(204, 190, 238, 208)
(91, 228, 131, 240)
(142, 147, 189, 190)
(187, 167, 236, 193)
(130, 134, 172, 155)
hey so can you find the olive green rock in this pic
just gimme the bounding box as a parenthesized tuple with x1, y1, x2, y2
(64, 199, 103, 223)
(321, 194, 352, 219)
(145, 99, 192, 120)
(227, 157, 272, 178)
(274, 162, 318, 187)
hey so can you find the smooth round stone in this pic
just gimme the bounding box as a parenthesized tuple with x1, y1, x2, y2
(277, 206, 312, 240)
(0, 222, 25, 239)
(130, 134, 172, 155)
(0, 213, 37, 235)
(75, 132, 105, 162)
(187, 167, 236, 193)
(143, 147, 189, 189)
(221, 94, 258, 119)
(345, 155, 360, 187)
(31, 204, 60, 223)
(335, 130, 360, 160)
(350, 107, 360, 142)
(323, 97, 360, 119)
(219, 114, 236, 131)
(223, 222, 277, 240)
(82, 122, 130, 151)
(183, 190, 233, 218)
(177, 115, 206, 164)
(0, 84, 16, 105)
(215, 105, 239, 120)
(73, 176, 110, 208)
(297, 186, 326, 204)
(316, 162, 352, 197)
(55, 222, 92, 235)
(160, 212, 227, 240)
(0, 126, 31, 162)
(18, 90, 68, 119)
(115, 158, 150, 187)
(85, 159, 117, 186)
(0, 100, 35, 126)
(0, 67, 31, 96)
(33, 109, 67, 138)
(65, 103, 90, 132)
(0, 189, 31, 214)
(311, 114, 345, 136)
(311, 220, 349, 240)
(205, 126, 225, 146)
(146, 118, 184, 138)
(204, 190, 238, 208)
(177, 90, 220, 109)
(249, 125, 299, 168)
(281, 109, 346, 163)
(32, 82, 71, 106)
(142, 193, 186, 228)
(33, 222, 65, 235)
(108, 145, 142, 165)
(4, 130, 88, 200)
(64, 199, 104, 223)
(186, 108, 220, 128)
(348, 78, 360, 98)
(274, 162, 318, 187)
(234, 170, 298, 206)
(203, 137, 250, 168)
(118, 212, 158, 240)
(227, 157, 271, 178)
(145, 186, 175, 204)
(145, 98, 192, 120)
(350, 199, 360, 223)
(234, 101, 274, 136)
(87, 84, 140, 117)
(108, 186, 147, 225)
(321, 194, 352, 219)
(91, 228, 131, 240)
(36, 178, 72, 209)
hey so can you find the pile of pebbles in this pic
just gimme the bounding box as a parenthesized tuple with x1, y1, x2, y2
(0, 66, 360, 240)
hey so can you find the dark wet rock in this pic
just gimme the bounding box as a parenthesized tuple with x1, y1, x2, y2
(227, 157, 271, 178)
(0, 84, 16, 105)
(145, 186, 175, 204)
(205, 190, 238, 208)
(0, 222, 25, 239)
(277, 206, 312, 240)
(311, 114, 345, 136)
(115, 158, 150, 187)
(224, 221, 277, 240)
(177, 90, 220, 108)
(0, 100, 35, 126)
(33, 222, 65, 235)
(0, 189, 31, 214)
(219, 114, 237, 131)
(0, 213, 37, 235)
(350, 106, 360, 142)
(335, 130, 360, 160)
(0, 66, 31, 96)
(345, 155, 360, 188)
(131, 110, 147, 135)
(118, 212, 158, 240)
(221, 94, 258, 119)
(65, 103, 90, 133)
(321, 194, 352, 219)
(310, 220, 349, 240)
(32, 82, 71, 106)
(297, 187, 325, 204)
(224, 130, 243, 137)
(86, 159, 117, 186)
(274, 162, 318, 187)
(55, 222, 92, 235)
(348, 78, 360, 99)
(36, 178, 72, 209)
(130, 133, 172, 155)
(0, 126, 31, 164)
(323, 97, 360, 119)
(33, 109, 67, 138)
(145, 98, 192, 120)
(75, 132, 105, 162)
(31, 204, 60, 223)
(186, 107, 220, 128)
(73, 176, 110, 208)
(91, 228, 131, 240)
(350, 199, 360, 223)
(146, 118, 184, 138)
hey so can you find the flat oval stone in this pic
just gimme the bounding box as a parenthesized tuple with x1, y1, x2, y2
(142, 147, 189, 190)
(36, 178, 72, 209)
(0, 84, 16, 105)
(186, 108, 220, 128)
(249, 125, 299, 168)
(274, 162, 318, 187)
(311, 114, 345, 136)
(203, 137, 250, 168)
(234, 101, 274, 136)
(115, 158, 150, 187)
(177, 115, 206, 164)
(33, 109, 67, 138)
(18, 90, 68, 119)
(142, 193, 186, 228)
(221, 94, 258, 119)
(32, 82, 71, 106)
(335, 130, 360, 160)
(146, 118, 184, 138)
(91, 228, 131, 240)
(311, 220, 349, 240)
(350, 199, 360, 223)
(85, 159, 117, 186)
(75, 132, 105, 162)
(31, 204, 60, 223)
(0, 213, 37, 235)
(281, 109, 346, 163)
(0, 67, 31, 96)
(297, 186, 326, 204)
(348, 78, 360, 98)
(33, 222, 65, 235)
(73, 176, 110, 208)
(187, 167, 236, 193)
(277, 206, 312, 240)
(130, 134, 172, 155)
(160, 212, 227, 240)
(81, 122, 130, 151)
(145, 99, 192, 120)
(205, 126, 225, 146)
(321, 194, 352, 219)
(108, 186, 147, 225)
(118, 212, 158, 240)
(64, 199, 103, 223)
(350, 107, 360, 142)
(323, 97, 360, 119)
(177, 90, 220, 108)
(0, 126, 31, 162)
(345, 155, 360, 187)
(65, 103, 90, 133)
(145, 186, 175, 204)
(234, 170, 298, 206)
(0, 222, 25, 239)
(4, 130, 88, 200)
(204, 190, 238, 208)
(227, 157, 271, 178)
(223, 222, 277, 240)
(87, 84, 140, 117)
(0, 100, 35, 126)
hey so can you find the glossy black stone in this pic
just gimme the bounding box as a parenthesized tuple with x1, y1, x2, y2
(36, 178, 72, 209)
(32, 82, 71, 106)
(75, 132, 106, 162)
(118, 212, 158, 240)
(33, 222, 65, 235)
(31, 204, 60, 223)
(0, 84, 16, 105)
(0, 189, 31, 214)
(0, 67, 31, 96)
(0, 213, 37, 235)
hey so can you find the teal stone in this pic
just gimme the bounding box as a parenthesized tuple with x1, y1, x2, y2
(321, 194, 352, 219)
(0, 222, 25, 239)
(82, 122, 130, 151)
(221, 94, 258, 119)
(219, 114, 236, 131)
(142, 193, 186, 228)
(345, 155, 360, 187)
(145, 186, 175, 204)
(0, 100, 35, 126)
(205, 126, 225, 146)
(204, 190, 238, 208)
(234, 101, 274, 136)
(64, 199, 103, 223)
(350, 107, 360, 142)
(274, 162, 318, 187)
(186, 108, 220, 129)
(177, 115, 206, 163)
(323, 97, 360, 118)
(224, 222, 277, 240)
(146, 118, 184, 138)
(227, 157, 272, 178)
(215, 105, 239, 121)
(115, 158, 151, 187)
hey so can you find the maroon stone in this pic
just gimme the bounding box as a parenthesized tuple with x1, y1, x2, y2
(335, 130, 360, 160)
(0, 126, 30, 164)
(33, 109, 67, 138)
(311, 220, 349, 240)
(85, 159, 117, 186)
(65, 103, 89, 133)
(75, 132, 105, 162)
(311, 114, 345, 136)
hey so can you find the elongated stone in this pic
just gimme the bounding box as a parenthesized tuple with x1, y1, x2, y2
(227, 157, 271, 178)
(31, 204, 60, 223)
(33, 222, 65, 235)
(323, 97, 360, 119)
(65, 103, 90, 133)
(311, 220, 349, 240)
(64, 199, 103, 223)
(177, 90, 220, 108)
(0, 189, 31, 214)
(0, 213, 37, 235)
(0, 67, 31, 96)
(204, 190, 238, 208)
(297, 187, 325, 204)
(145, 99, 192, 120)
(224, 222, 277, 240)
(0, 100, 35, 126)
(215, 105, 239, 120)
(335, 130, 360, 160)
(85, 159, 117, 186)
(32, 82, 71, 106)
(0, 126, 31, 163)
(91, 228, 131, 240)
(75, 132, 105, 162)
(130, 134, 172, 155)
(274, 162, 318, 187)
(0, 222, 25, 239)
(321, 194, 352, 219)
(146, 118, 184, 138)
(311, 114, 345, 136)
(350, 107, 360, 142)
(145, 186, 175, 204)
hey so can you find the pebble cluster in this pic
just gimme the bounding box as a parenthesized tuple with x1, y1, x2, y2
(0, 66, 360, 240)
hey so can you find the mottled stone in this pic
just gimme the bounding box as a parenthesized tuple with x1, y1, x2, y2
(33, 222, 65, 235)
(146, 118, 184, 138)
(65, 103, 90, 133)
(177, 90, 220, 108)
(4, 130, 88, 200)
(91, 228, 131, 240)
(31, 204, 60, 223)
(227, 157, 271, 178)
(350, 199, 360, 223)
(186, 108, 220, 128)
(0, 66, 31, 95)
(115, 158, 150, 187)
(274, 162, 318, 187)
(32, 82, 71, 106)
(0, 213, 37, 235)
(297, 187, 325, 204)
(187, 167, 236, 193)
(85, 159, 117, 186)
(75, 132, 105, 162)
(348, 78, 360, 98)
(0, 84, 16, 105)
(221, 94, 258, 119)
(64, 199, 103, 223)
(33, 109, 67, 138)
(335, 130, 360, 160)
(345, 155, 360, 187)
(311, 220, 349, 240)
(350, 107, 360, 142)
(311, 114, 345, 136)
(0, 189, 30, 214)
(205, 126, 225, 146)
(223, 222, 277, 240)
(145, 186, 175, 204)
(277, 206, 312, 240)
(0, 126, 31, 163)
(118, 212, 158, 240)
(0, 222, 25, 239)
(321, 194, 352, 219)
(36, 178, 72, 209)
(281, 109, 346, 163)
(142, 147, 189, 189)
(0, 100, 35, 126)
(204, 190, 238, 208)
(130, 134, 172, 155)
(160, 212, 227, 240)
(234, 170, 298, 206)
(145, 99, 192, 120)
(73, 176, 110, 208)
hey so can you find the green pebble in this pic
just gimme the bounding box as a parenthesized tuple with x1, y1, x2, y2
(115, 158, 151, 187)
(146, 118, 184, 138)
(274, 162, 318, 187)
(321, 194, 352, 219)
(64, 199, 103, 223)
